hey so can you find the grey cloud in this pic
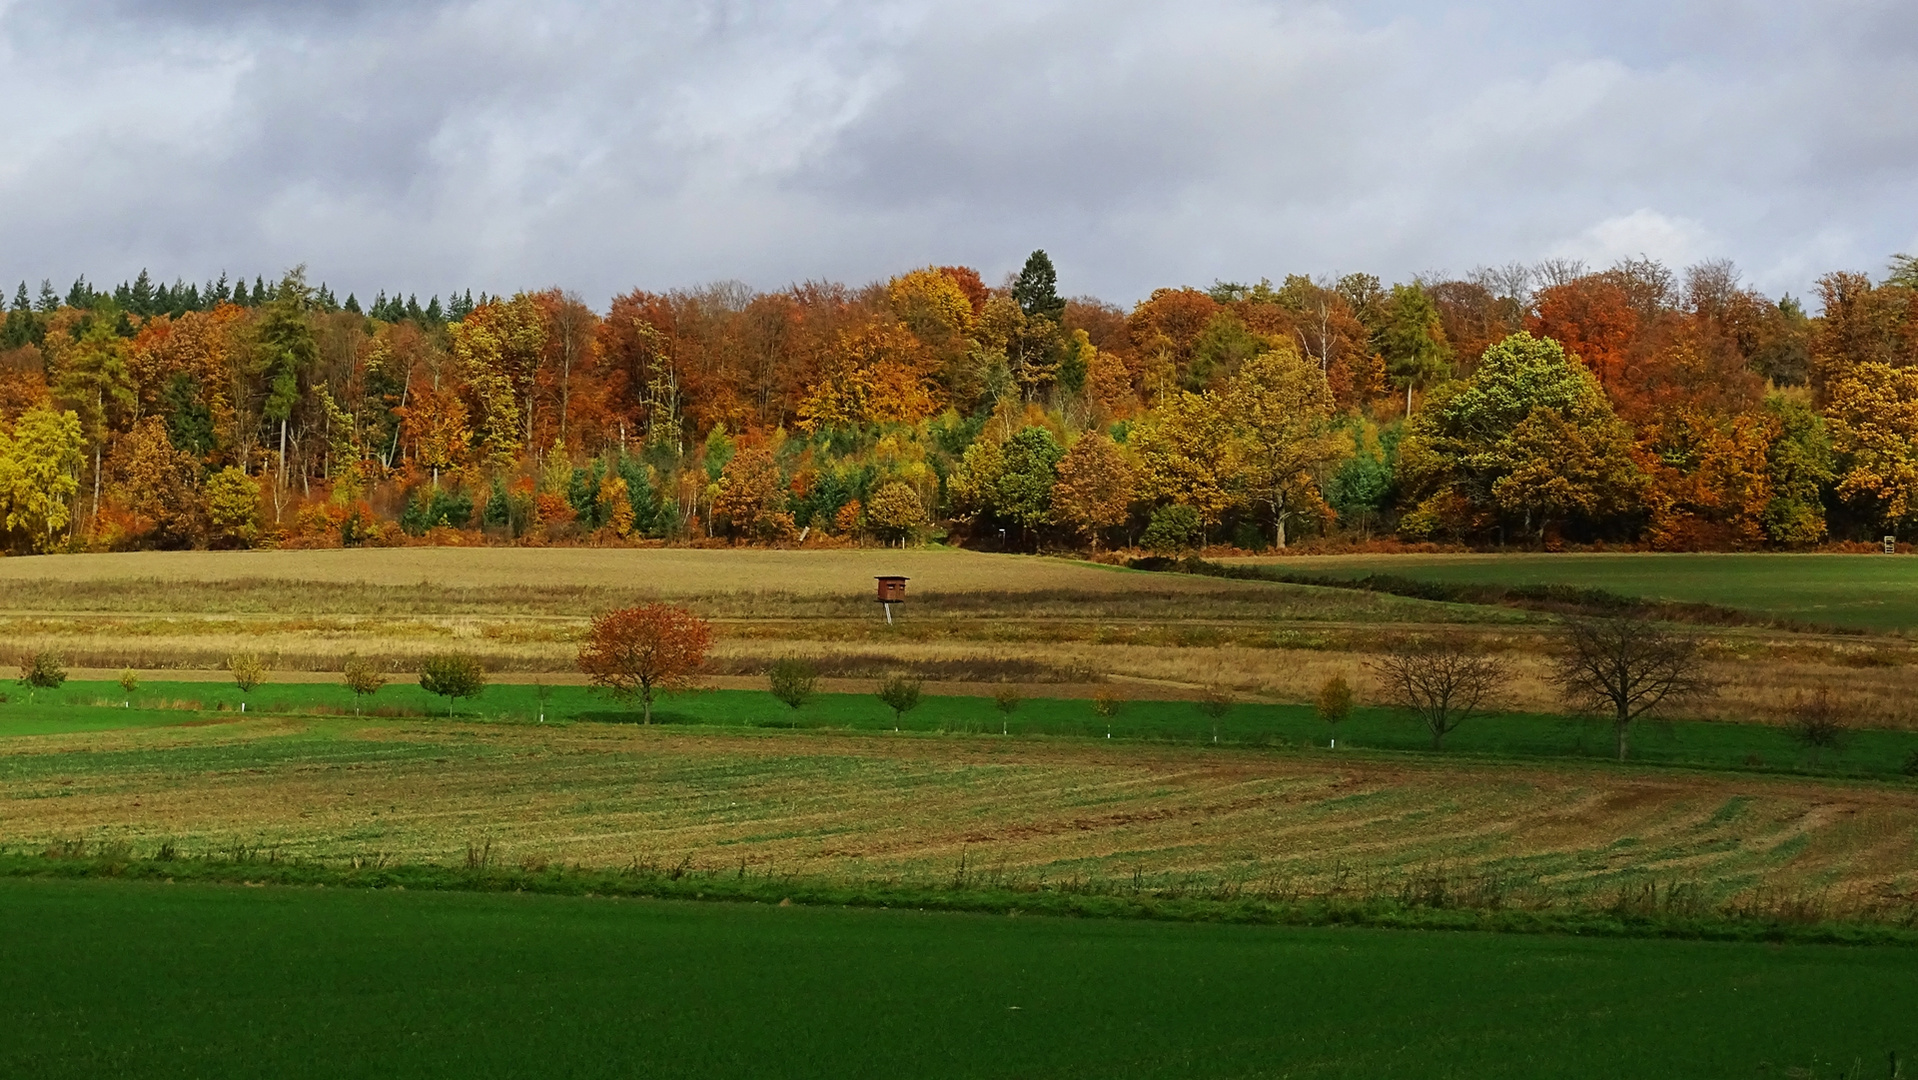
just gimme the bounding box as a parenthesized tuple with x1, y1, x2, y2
(0, 0, 1913, 307)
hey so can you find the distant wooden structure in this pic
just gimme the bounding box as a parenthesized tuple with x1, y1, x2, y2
(875, 576, 908, 624)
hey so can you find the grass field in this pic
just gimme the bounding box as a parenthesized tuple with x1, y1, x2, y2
(11, 680, 1918, 778)
(1, 876, 1911, 1079)
(1238, 552, 1918, 631)
(5, 691, 1916, 918)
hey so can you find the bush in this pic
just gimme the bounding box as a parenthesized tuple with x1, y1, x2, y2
(17, 651, 66, 697)
(1786, 689, 1848, 768)
(768, 657, 818, 711)
(401, 488, 475, 535)
(1141, 505, 1204, 555)
(420, 654, 487, 715)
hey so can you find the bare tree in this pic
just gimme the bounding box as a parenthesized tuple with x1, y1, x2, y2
(1553, 617, 1714, 761)
(1370, 635, 1509, 751)
(1785, 688, 1848, 769)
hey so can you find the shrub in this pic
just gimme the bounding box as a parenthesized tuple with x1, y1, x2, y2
(18, 651, 67, 699)
(420, 653, 487, 716)
(1141, 504, 1204, 555)
(768, 657, 818, 711)
(1785, 689, 1848, 768)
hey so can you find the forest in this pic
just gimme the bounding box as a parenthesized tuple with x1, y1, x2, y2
(0, 250, 1913, 555)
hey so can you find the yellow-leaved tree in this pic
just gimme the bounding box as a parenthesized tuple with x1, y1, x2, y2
(0, 407, 85, 551)
(1129, 390, 1240, 536)
(1221, 346, 1343, 547)
(1825, 361, 1918, 530)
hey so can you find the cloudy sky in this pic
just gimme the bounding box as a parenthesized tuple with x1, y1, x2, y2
(0, 0, 1913, 307)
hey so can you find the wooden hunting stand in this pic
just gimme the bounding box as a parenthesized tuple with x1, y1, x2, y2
(875, 576, 908, 625)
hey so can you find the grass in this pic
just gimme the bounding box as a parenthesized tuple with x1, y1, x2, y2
(1238, 552, 1918, 631)
(10, 680, 1918, 779)
(0, 875, 1911, 1079)
(4, 691, 1916, 920)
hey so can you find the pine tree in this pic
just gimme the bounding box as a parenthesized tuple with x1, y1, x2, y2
(11, 283, 28, 311)
(343, 293, 362, 315)
(1011, 250, 1065, 322)
(36, 280, 58, 313)
(212, 272, 232, 304)
(129, 269, 155, 316)
(424, 295, 443, 323)
(66, 277, 91, 309)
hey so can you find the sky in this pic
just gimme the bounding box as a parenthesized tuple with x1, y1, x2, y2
(0, 0, 1913, 309)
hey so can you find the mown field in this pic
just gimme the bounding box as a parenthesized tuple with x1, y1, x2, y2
(1, 876, 1911, 1080)
(5, 694, 1917, 919)
(1237, 551, 1918, 632)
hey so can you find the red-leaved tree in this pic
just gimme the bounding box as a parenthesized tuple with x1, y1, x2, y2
(576, 603, 713, 723)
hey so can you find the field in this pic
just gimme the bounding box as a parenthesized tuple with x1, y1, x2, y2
(2, 876, 1912, 1079)
(1235, 551, 1918, 632)
(5, 692, 1918, 917)
(4, 547, 1918, 1075)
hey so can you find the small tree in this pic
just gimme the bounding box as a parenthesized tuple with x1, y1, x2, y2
(1198, 685, 1233, 743)
(118, 668, 139, 707)
(420, 653, 487, 716)
(17, 651, 66, 701)
(533, 680, 553, 723)
(1370, 635, 1508, 751)
(1317, 674, 1354, 746)
(342, 655, 388, 715)
(1091, 688, 1122, 738)
(576, 603, 713, 724)
(1785, 688, 1848, 769)
(768, 656, 818, 711)
(876, 674, 922, 730)
(993, 684, 1021, 735)
(228, 653, 267, 712)
(1553, 616, 1714, 761)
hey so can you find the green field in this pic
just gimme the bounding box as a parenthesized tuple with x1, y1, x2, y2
(1243, 553, 1918, 631)
(12, 679, 1918, 778)
(0, 876, 1910, 1079)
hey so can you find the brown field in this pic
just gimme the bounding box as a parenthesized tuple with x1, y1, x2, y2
(0, 548, 1913, 723)
(5, 716, 1914, 914)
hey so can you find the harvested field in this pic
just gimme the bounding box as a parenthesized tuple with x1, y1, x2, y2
(5, 717, 1915, 916)
(1, 549, 1915, 725)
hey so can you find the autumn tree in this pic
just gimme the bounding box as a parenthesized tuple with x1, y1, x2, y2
(713, 442, 794, 541)
(576, 603, 713, 723)
(51, 316, 134, 526)
(1050, 432, 1133, 550)
(1825, 362, 1918, 532)
(203, 466, 261, 547)
(865, 480, 928, 544)
(0, 406, 85, 550)
(1222, 347, 1342, 547)
(1397, 332, 1644, 544)
(1130, 391, 1240, 535)
(108, 416, 204, 547)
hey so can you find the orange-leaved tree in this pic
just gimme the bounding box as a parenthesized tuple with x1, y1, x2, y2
(576, 603, 713, 723)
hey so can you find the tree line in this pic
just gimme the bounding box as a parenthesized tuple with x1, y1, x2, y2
(0, 249, 1914, 554)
